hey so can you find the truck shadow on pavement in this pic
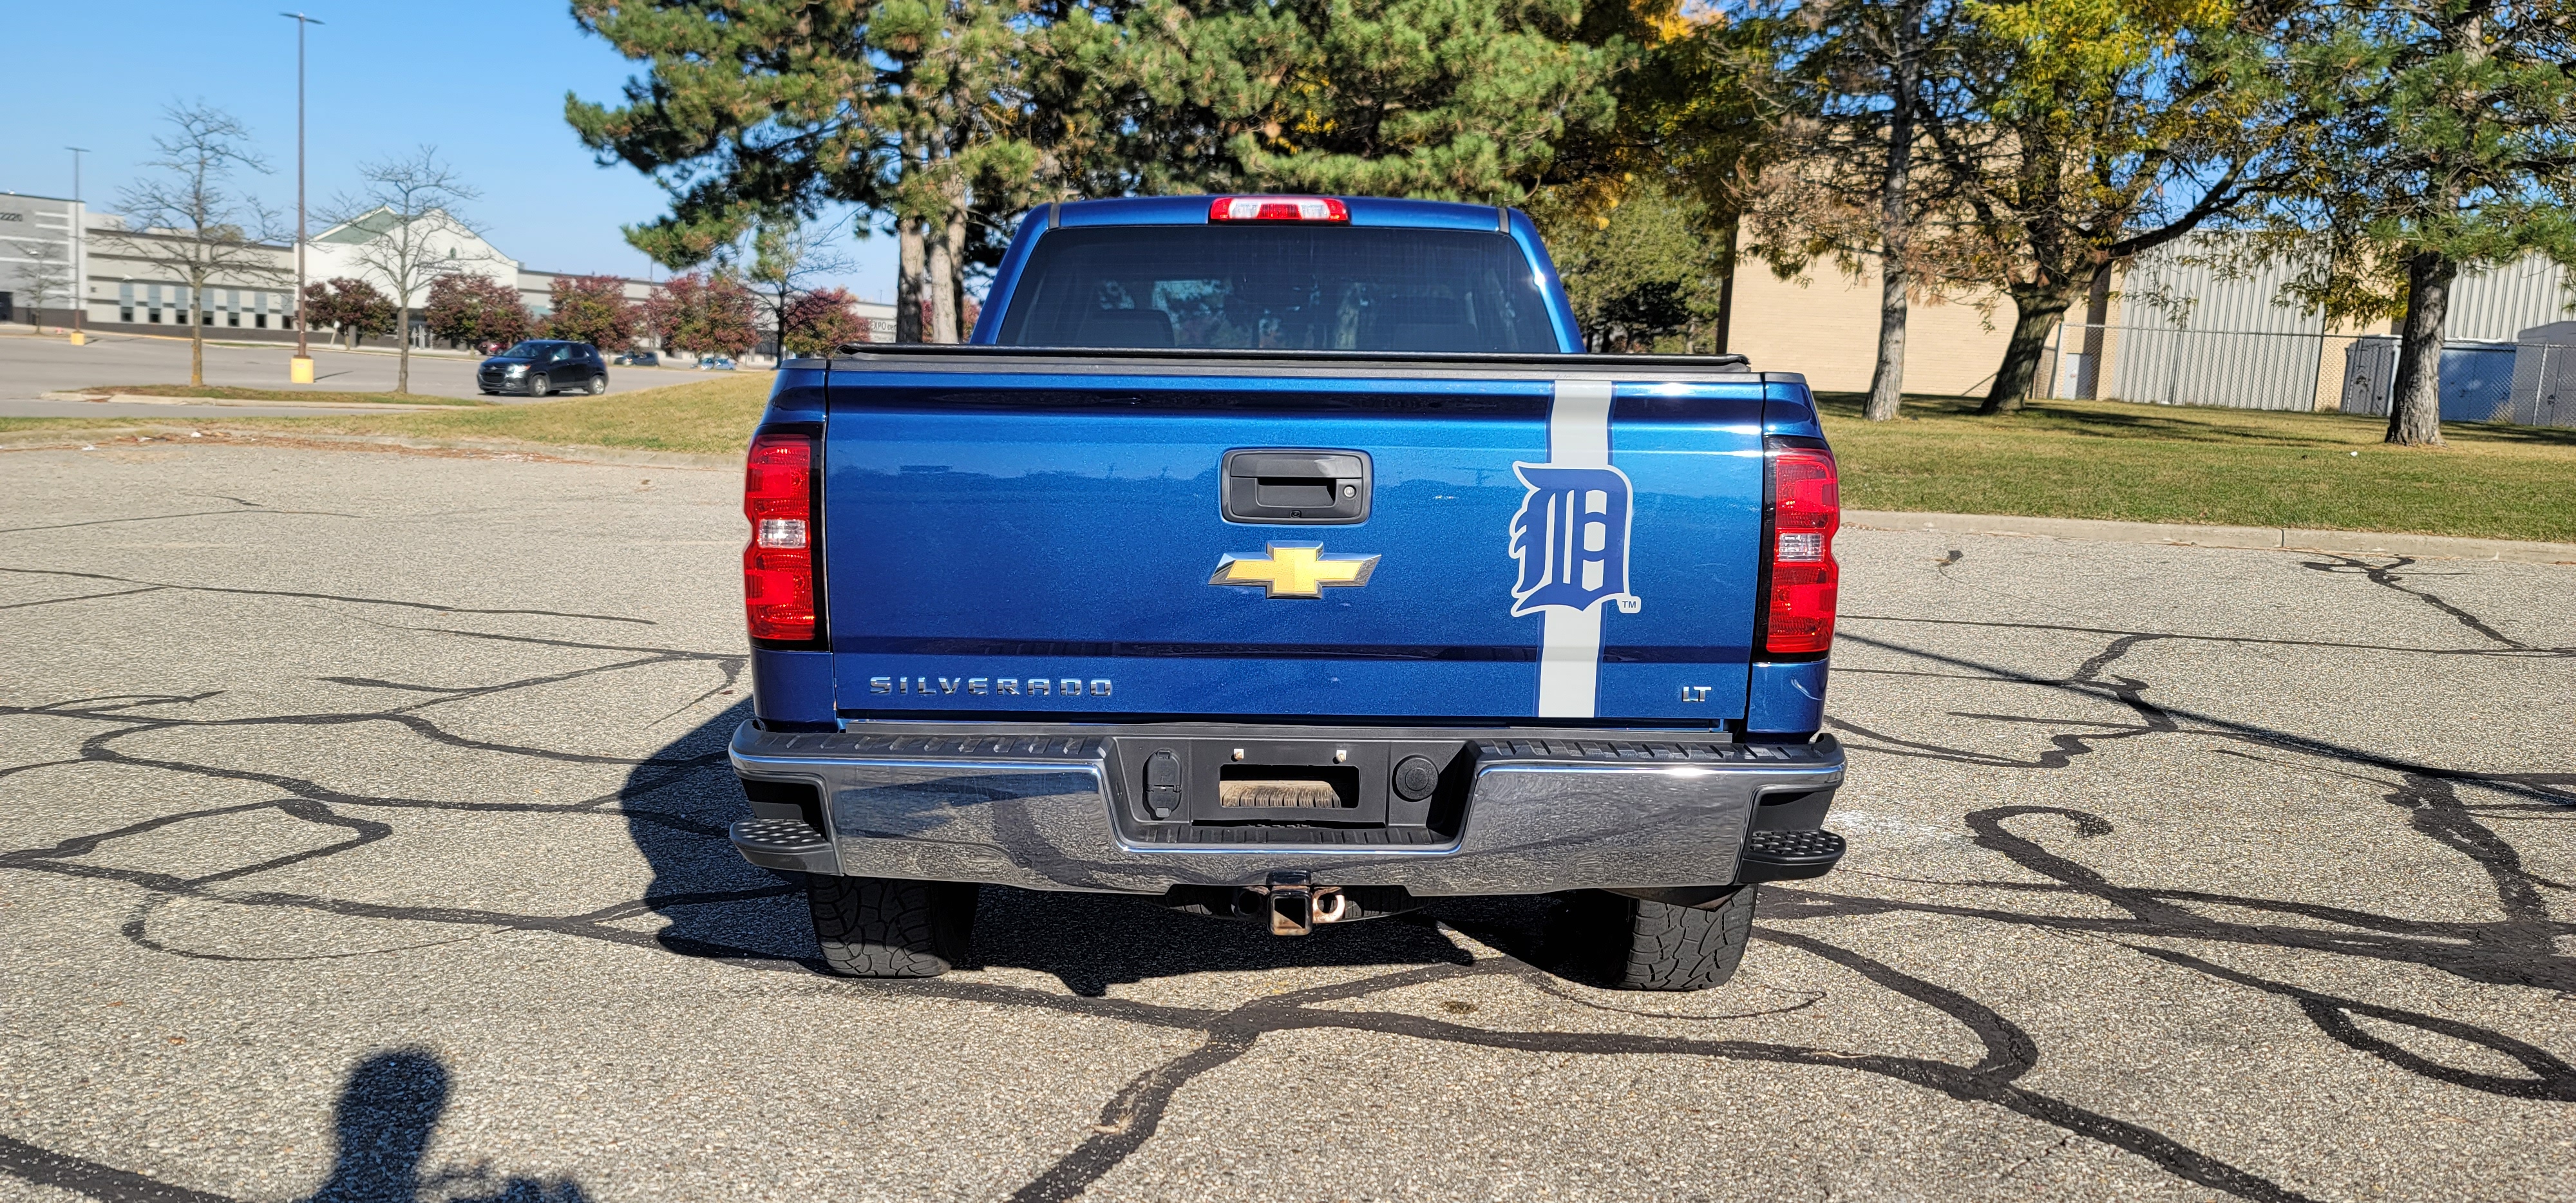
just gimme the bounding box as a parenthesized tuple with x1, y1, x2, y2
(617, 701, 1484, 996)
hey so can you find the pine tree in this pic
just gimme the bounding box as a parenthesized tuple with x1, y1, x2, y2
(2273, 1, 2576, 446)
(569, 0, 1618, 343)
(568, 0, 1042, 343)
(1041, 0, 1617, 202)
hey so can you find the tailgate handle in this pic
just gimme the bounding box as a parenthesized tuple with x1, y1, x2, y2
(1222, 448, 1371, 524)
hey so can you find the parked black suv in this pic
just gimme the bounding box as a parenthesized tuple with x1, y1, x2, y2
(478, 340, 607, 397)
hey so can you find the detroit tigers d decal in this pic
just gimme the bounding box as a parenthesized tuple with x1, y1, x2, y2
(1510, 380, 1638, 718)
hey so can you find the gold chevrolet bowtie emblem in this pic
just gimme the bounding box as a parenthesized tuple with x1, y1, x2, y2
(1208, 542, 1381, 599)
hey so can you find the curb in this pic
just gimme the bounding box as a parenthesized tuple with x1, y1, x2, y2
(1844, 509, 2576, 566)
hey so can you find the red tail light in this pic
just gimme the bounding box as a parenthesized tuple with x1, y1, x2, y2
(1209, 195, 1350, 223)
(743, 431, 818, 642)
(1762, 442, 1840, 656)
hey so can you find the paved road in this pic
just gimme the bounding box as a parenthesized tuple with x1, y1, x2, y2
(0, 331, 728, 413)
(2, 443, 2570, 1202)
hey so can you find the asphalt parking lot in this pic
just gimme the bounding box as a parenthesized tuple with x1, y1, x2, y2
(2, 441, 2570, 1202)
(0, 332, 715, 417)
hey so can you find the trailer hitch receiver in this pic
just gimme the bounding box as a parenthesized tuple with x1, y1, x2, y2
(1237, 870, 1348, 936)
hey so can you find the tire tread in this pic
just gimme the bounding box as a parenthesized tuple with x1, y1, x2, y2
(1571, 886, 1758, 991)
(806, 875, 976, 978)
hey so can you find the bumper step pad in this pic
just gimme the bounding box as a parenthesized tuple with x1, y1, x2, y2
(729, 817, 837, 874)
(1739, 828, 1845, 882)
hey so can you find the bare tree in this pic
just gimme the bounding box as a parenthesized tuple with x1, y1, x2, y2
(735, 218, 855, 361)
(8, 235, 76, 332)
(100, 104, 289, 386)
(321, 148, 489, 393)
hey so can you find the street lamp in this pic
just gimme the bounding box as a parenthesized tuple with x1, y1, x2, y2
(65, 146, 89, 345)
(282, 11, 323, 384)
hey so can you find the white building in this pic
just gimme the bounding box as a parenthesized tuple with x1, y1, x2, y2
(1, 189, 894, 353)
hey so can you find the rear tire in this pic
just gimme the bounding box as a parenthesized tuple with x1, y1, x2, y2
(1564, 886, 1758, 991)
(587, 373, 607, 395)
(807, 875, 977, 978)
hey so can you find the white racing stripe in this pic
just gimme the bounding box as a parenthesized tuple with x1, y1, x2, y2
(1535, 379, 1613, 717)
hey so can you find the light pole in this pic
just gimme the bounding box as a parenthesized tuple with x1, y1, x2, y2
(281, 12, 323, 383)
(65, 146, 89, 345)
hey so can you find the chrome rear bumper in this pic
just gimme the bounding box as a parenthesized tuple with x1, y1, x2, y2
(727, 721, 1842, 896)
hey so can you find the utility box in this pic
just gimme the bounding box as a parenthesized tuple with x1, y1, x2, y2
(2509, 321, 2576, 428)
(2336, 336, 2521, 421)
(2340, 336, 2396, 415)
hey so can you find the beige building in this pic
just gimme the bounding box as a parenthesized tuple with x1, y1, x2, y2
(1727, 255, 2018, 395)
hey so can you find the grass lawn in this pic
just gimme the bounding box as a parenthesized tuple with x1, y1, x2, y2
(10, 375, 2572, 542)
(73, 384, 493, 406)
(1819, 392, 2576, 543)
(0, 375, 772, 455)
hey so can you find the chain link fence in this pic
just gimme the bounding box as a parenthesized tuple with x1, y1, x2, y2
(2033, 321, 2576, 426)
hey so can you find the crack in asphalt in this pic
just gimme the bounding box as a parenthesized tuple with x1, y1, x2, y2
(0, 552, 2568, 1202)
(0, 566, 658, 624)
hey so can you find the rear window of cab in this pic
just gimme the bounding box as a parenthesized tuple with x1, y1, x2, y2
(995, 226, 1561, 354)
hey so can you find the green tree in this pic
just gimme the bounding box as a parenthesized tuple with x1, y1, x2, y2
(568, 0, 1040, 344)
(567, 0, 1626, 346)
(1530, 2, 1786, 361)
(1911, 0, 2316, 413)
(1739, 0, 1975, 420)
(1530, 182, 1722, 349)
(2268, 1, 2576, 446)
(1040, 0, 1618, 202)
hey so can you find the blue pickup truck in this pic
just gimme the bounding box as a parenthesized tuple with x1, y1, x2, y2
(726, 194, 1845, 990)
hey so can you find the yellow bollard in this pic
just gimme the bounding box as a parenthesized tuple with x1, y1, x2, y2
(289, 355, 316, 384)
(68, 332, 86, 346)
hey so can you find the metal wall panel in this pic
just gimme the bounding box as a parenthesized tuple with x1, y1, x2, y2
(2449, 256, 2576, 342)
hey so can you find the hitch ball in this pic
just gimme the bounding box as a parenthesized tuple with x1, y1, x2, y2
(1392, 755, 1440, 802)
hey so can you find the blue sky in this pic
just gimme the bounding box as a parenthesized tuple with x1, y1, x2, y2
(3, 1, 898, 301)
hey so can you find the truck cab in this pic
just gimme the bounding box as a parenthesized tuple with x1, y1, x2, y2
(727, 195, 1845, 990)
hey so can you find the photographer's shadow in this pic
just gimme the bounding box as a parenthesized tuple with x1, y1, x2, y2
(300, 1050, 587, 1203)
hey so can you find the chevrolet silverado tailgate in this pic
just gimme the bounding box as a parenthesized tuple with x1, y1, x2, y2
(820, 353, 1768, 723)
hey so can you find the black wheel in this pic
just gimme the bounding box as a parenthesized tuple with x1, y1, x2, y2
(526, 373, 548, 397)
(587, 372, 607, 395)
(1562, 886, 1758, 991)
(807, 875, 977, 978)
